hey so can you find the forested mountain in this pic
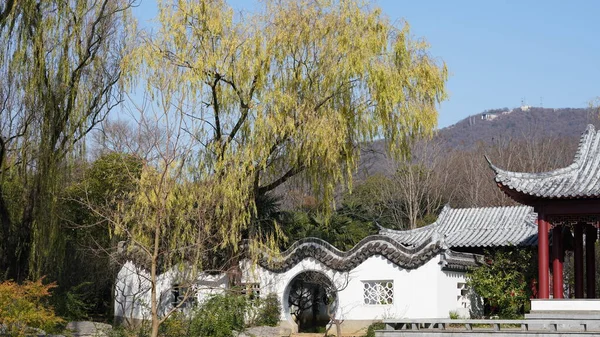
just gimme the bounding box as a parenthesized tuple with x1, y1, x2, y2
(293, 106, 598, 232)
(438, 107, 597, 150)
(357, 107, 597, 178)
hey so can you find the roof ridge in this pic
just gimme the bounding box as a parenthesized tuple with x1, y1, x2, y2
(572, 124, 596, 166)
(442, 205, 532, 211)
(380, 205, 534, 235)
(257, 234, 445, 272)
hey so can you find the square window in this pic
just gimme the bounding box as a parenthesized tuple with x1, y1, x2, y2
(363, 280, 394, 305)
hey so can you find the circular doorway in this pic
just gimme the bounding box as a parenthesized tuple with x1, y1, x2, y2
(286, 271, 338, 333)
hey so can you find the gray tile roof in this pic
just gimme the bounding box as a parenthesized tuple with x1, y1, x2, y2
(380, 205, 538, 248)
(488, 124, 600, 199)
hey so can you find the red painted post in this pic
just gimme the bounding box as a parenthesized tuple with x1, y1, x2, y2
(574, 223, 584, 298)
(552, 225, 564, 299)
(586, 225, 597, 299)
(538, 215, 550, 299)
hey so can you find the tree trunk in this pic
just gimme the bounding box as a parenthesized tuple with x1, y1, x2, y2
(150, 258, 159, 337)
(0, 189, 12, 279)
(150, 214, 162, 337)
(151, 312, 159, 337)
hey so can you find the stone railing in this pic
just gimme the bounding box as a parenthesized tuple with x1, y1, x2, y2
(381, 318, 600, 333)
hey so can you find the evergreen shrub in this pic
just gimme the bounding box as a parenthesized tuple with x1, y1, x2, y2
(256, 293, 281, 326)
(189, 294, 247, 337)
(365, 322, 385, 337)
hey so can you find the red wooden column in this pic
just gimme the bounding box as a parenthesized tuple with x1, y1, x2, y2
(538, 214, 550, 299)
(586, 225, 597, 298)
(552, 225, 564, 298)
(574, 223, 584, 298)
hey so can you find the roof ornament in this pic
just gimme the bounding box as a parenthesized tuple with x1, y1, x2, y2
(484, 155, 501, 173)
(373, 221, 386, 231)
(431, 229, 448, 250)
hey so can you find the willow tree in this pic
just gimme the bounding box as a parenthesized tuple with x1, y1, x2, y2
(124, 0, 447, 257)
(0, 0, 133, 281)
(126, 0, 447, 248)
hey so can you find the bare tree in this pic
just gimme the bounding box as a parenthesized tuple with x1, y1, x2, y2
(367, 140, 455, 229)
(446, 135, 577, 208)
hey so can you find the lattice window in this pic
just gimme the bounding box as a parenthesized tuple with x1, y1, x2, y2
(240, 283, 261, 300)
(171, 283, 196, 309)
(363, 280, 394, 305)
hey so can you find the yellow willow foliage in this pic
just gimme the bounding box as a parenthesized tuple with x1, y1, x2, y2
(115, 162, 215, 272)
(121, 0, 447, 253)
(0, 0, 132, 279)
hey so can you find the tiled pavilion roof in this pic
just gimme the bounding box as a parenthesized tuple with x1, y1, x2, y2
(380, 205, 538, 248)
(488, 124, 600, 200)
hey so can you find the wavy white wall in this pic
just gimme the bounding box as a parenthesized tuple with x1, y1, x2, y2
(114, 253, 477, 326)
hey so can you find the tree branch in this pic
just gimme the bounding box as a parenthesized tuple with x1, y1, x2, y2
(258, 164, 305, 195)
(210, 77, 222, 143)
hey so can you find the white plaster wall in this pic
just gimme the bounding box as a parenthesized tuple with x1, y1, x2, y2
(436, 270, 469, 318)
(115, 253, 476, 324)
(241, 253, 473, 326)
(338, 255, 441, 320)
(115, 261, 152, 322)
(114, 261, 228, 322)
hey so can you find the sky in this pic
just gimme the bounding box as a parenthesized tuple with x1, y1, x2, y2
(133, 1, 600, 129)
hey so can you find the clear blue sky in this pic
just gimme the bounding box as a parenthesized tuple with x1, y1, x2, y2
(133, 1, 600, 128)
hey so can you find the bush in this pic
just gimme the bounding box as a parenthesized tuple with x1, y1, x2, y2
(189, 294, 248, 337)
(256, 293, 281, 326)
(54, 282, 93, 321)
(160, 311, 190, 337)
(364, 322, 385, 337)
(0, 278, 64, 336)
(467, 248, 535, 319)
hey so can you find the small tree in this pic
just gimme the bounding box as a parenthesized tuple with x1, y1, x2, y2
(0, 278, 64, 336)
(75, 92, 221, 337)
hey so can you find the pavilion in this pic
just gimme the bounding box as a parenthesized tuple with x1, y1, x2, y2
(488, 124, 600, 303)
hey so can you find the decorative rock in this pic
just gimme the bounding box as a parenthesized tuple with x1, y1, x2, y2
(235, 326, 289, 337)
(65, 321, 112, 337)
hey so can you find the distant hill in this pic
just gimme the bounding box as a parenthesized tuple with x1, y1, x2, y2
(356, 106, 598, 178)
(437, 106, 597, 150)
(278, 106, 598, 209)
